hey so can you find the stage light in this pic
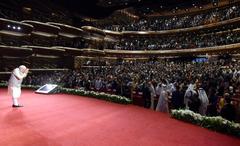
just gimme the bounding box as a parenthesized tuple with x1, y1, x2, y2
(17, 26, 21, 30)
(13, 26, 16, 29)
(7, 25, 11, 28)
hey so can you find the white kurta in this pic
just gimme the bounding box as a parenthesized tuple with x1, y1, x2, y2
(8, 68, 27, 99)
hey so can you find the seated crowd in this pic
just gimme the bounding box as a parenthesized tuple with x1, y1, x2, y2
(23, 59, 240, 122)
(113, 30, 240, 50)
(99, 4, 240, 31)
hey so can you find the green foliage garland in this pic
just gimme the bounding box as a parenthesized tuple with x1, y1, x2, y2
(0, 83, 132, 104)
(171, 109, 240, 137)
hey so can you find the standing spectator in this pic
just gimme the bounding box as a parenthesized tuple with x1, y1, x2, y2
(197, 84, 209, 116)
(206, 89, 218, 116)
(171, 85, 184, 109)
(149, 81, 156, 110)
(156, 84, 169, 113)
(184, 84, 200, 113)
(142, 81, 151, 108)
(220, 94, 236, 121)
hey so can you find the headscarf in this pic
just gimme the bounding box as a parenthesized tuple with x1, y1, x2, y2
(198, 88, 209, 105)
(184, 84, 196, 98)
(184, 84, 196, 106)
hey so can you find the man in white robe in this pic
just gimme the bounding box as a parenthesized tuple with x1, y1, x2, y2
(156, 84, 169, 113)
(8, 65, 29, 107)
(198, 87, 209, 115)
(95, 77, 103, 91)
(184, 84, 196, 109)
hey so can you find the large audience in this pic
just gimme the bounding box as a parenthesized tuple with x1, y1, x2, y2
(0, 0, 239, 124)
(22, 59, 240, 122)
(113, 30, 240, 50)
(99, 4, 240, 31)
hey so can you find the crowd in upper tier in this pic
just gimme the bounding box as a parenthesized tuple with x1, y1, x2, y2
(99, 4, 240, 31)
(112, 29, 240, 50)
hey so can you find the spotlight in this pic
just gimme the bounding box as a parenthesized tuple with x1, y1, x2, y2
(17, 26, 21, 30)
(12, 26, 16, 29)
(7, 25, 11, 28)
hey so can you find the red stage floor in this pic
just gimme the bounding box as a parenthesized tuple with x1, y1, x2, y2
(0, 88, 239, 146)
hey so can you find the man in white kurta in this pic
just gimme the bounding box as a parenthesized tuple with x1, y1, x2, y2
(8, 65, 29, 107)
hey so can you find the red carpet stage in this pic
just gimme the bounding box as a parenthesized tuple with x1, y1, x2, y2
(0, 88, 239, 146)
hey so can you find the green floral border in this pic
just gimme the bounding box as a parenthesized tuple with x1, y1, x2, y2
(171, 109, 240, 137)
(0, 83, 132, 104)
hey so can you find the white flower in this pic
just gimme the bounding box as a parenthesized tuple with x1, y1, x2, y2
(233, 123, 240, 128)
(222, 120, 227, 125)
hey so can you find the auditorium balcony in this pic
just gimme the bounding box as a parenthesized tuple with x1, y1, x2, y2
(95, 2, 240, 31)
